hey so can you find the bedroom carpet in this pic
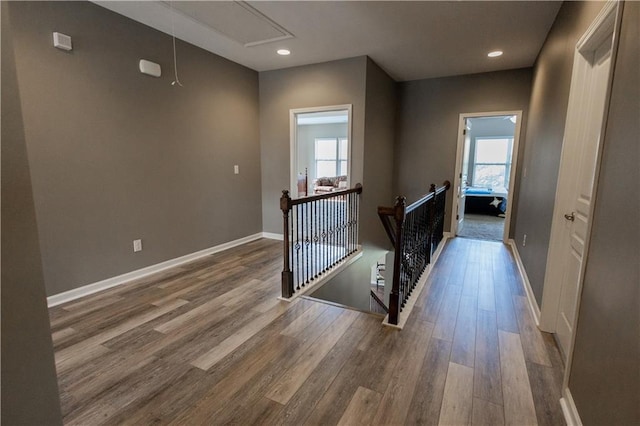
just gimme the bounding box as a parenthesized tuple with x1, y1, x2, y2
(458, 214, 505, 241)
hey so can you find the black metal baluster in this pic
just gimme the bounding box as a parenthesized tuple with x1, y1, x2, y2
(348, 192, 353, 254)
(303, 203, 307, 286)
(348, 193, 351, 255)
(343, 193, 347, 258)
(330, 197, 334, 266)
(337, 195, 341, 261)
(290, 206, 295, 289)
(298, 204, 302, 290)
(308, 202, 311, 282)
(295, 205, 300, 291)
(312, 200, 316, 280)
(324, 199, 328, 272)
(354, 191, 358, 252)
(339, 195, 342, 262)
(316, 200, 319, 277)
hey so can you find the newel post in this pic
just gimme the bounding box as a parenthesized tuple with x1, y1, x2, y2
(389, 196, 406, 325)
(280, 190, 294, 298)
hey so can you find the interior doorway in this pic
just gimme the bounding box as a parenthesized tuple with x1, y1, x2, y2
(289, 105, 352, 198)
(451, 111, 523, 243)
(540, 1, 617, 364)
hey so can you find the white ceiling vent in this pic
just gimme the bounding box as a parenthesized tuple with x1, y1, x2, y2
(163, 1, 293, 47)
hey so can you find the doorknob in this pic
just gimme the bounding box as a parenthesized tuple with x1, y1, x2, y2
(564, 212, 575, 221)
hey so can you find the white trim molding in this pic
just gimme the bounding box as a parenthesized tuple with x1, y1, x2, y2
(451, 110, 523, 244)
(508, 239, 541, 326)
(289, 104, 353, 196)
(47, 232, 264, 307)
(261, 232, 284, 241)
(560, 387, 583, 426)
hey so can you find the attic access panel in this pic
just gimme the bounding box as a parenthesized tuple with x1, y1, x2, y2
(164, 1, 293, 47)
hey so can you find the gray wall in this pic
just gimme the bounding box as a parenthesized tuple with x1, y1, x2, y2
(569, 2, 639, 423)
(394, 68, 532, 236)
(260, 56, 367, 235)
(8, 1, 262, 296)
(513, 1, 605, 305)
(1, 3, 63, 422)
(312, 58, 397, 308)
(361, 57, 397, 249)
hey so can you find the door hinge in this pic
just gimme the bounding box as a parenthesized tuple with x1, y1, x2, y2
(463, 128, 467, 135)
(456, 214, 459, 220)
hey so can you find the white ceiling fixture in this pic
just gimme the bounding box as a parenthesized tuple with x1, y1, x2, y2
(92, 1, 561, 82)
(277, 49, 291, 56)
(488, 50, 504, 58)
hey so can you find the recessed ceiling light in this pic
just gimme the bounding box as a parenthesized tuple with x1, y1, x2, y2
(277, 49, 291, 56)
(488, 50, 503, 58)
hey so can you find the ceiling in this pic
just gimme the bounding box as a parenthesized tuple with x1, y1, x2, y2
(94, 1, 562, 82)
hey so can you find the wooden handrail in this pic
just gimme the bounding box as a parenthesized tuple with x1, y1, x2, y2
(370, 290, 389, 314)
(406, 180, 451, 212)
(377, 197, 405, 249)
(377, 181, 450, 325)
(280, 184, 363, 299)
(289, 183, 362, 206)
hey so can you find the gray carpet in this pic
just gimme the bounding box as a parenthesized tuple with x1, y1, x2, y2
(457, 214, 505, 241)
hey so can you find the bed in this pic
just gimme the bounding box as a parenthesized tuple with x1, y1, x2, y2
(464, 187, 508, 216)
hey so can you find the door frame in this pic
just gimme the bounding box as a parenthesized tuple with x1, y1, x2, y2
(289, 104, 353, 196)
(451, 110, 523, 244)
(538, 3, 621, 416)
(539, 1, 619, 335)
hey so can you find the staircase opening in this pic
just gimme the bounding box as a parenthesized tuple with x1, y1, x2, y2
(278, 181, 452, 325)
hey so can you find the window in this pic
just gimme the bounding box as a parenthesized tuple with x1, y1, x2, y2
(473, 137, 513, 188)
(315, 138, 348, 178)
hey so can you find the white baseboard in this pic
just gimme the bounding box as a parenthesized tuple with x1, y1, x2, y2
(261, 232, 284, 241)
(508, 239, 541, 326)
(383, 233, 450, 329)
(560, 387, 583, 426)
(47, 232, 264, 307)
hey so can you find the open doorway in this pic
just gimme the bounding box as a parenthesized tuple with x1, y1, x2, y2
(290, 105, 352, 197)
(451, 111, 522, 242)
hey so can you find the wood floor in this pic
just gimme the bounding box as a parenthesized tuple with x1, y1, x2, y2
(49, 237, 565, 425)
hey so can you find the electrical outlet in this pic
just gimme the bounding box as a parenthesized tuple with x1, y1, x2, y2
(133, 239, 142, 252)
(522, 234, 527, 247)
(234, 165, 239, 174)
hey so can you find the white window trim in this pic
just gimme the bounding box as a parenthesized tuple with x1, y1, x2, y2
(472, 136, 514, 188)
(289, 105, 353, 196)
(314, 137, 348, 178)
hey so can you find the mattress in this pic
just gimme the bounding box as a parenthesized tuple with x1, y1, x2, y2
(464, 187, 508, 215)
(464, 187, 508, 198)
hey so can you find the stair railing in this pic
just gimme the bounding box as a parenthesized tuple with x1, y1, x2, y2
(378, 181, 450, 325)
(280, 184, 363, 298)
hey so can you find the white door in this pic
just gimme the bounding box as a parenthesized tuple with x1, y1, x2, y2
(543, 21, 614, 358)
(457, 123, 471, 232)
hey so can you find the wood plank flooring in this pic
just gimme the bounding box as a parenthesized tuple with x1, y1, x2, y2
(49, 237, 565, 425)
